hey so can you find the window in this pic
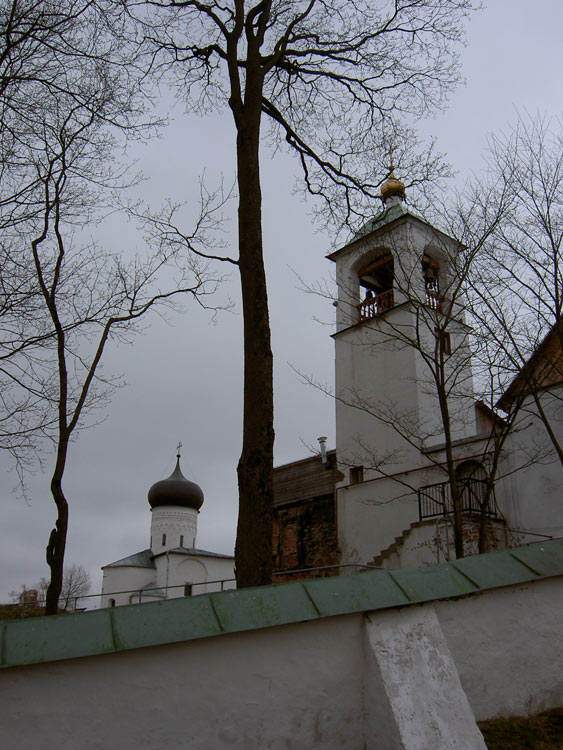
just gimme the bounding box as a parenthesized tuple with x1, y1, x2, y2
(109, 598, 116, 608)
(350, 466, 364, 485)
(184, 583, 193, 596)
(435, 327, 451, 356)
(440, 331, 451, 356)
(162, 533, 166, 546)
(357, 254, 394, 321)
(180, 535, 184, 547)
(422, 254, 440, 309)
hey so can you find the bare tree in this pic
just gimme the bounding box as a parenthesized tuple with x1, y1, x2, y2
(59, 564, 91, 610)
(463, 112, 563, 466)
(10, 564, 90, 610)
(0, 66, 226, 616)
(119, 0, 476, 586)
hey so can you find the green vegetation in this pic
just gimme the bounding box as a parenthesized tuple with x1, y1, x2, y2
(480, 708, 563, 749)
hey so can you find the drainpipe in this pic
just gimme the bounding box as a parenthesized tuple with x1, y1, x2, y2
(166, 551, 170, 598)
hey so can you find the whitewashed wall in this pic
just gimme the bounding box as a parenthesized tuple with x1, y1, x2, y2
(1, 576, 561, 749)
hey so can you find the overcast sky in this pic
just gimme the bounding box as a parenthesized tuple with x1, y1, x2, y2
(1, 1, 562, 604)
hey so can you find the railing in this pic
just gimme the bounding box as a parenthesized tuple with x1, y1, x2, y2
(425, 288, 442, 311)
(273, 563, 378, 579)
(418, 479, 498, 520)
(13, 577, 238, 612)
(103, 577, 237, 606)
(357, 289, 394, 321)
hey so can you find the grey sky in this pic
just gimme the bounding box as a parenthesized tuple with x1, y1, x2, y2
(1, 1, 562, 603)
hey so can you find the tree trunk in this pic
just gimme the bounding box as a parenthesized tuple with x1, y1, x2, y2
(233, 100, 274, 588)
(45, 481, 69, 615)
(435, 372, 464, 559)
(45, 440, 69, 615)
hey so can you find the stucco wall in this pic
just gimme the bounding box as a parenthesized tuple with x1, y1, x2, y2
(500, 388, 563, 539)
(1, 574, 562, 748)
(437, 577, 563, 719)
(0, 615, 366, 750)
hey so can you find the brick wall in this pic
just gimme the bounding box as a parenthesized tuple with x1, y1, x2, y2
(272, 495, 339, 582)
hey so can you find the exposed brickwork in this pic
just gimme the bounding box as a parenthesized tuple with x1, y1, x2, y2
(272, 451, 340, 582)
(273, 495, 340, 581)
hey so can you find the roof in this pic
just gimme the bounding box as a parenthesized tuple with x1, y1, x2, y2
(152, 547, 234, 560)
(353, 200, 409, 240)
(327, 203, 463, 263)
(497, 321, 563, 411)
(148, 456, 204, 511)
(102, 549, 155, 570)
(274, 450, 338, 507)
(3, 540, 563, 670)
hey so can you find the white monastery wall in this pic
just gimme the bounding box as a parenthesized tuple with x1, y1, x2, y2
(436, 576, 563, 720)
(2, 576, 561, 748)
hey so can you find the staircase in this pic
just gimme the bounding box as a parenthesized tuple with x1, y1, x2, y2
(370, 519, 440, 568)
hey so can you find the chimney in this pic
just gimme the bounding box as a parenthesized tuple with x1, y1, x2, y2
(318, 436, 329, 467)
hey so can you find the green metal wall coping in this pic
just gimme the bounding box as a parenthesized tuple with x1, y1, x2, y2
(2, 540, 562, 670)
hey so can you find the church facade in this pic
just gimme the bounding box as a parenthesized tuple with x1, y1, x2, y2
(100, 455, 235, 607)
(273, 171, 563, 577)
(102, 170, 563, 601)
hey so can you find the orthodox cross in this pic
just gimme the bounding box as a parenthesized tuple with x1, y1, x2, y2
(388, 144, 396, 176)
(176, 441, 183, 457)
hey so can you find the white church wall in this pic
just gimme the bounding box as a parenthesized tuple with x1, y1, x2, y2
(150, 505, 199, 552)
(100, 565, 155, 608)
(162, 554, 235, 597)
(378, 518, 511, 569)
(337, 475, 421, 564)
(334, 305, 424, 475)
(499, 388, 563, 540)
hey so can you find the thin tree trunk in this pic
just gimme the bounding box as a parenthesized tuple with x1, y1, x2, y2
(45, 449, 69, 614)
(232, 98, 274, 588)
(435, 347, 464, 559)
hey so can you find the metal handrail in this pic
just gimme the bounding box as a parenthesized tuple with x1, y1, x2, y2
(418, 478, 499, 521)
(14, 565, 381, 612)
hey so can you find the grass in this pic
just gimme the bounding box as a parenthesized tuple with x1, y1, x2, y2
(479, 708, 563, 749)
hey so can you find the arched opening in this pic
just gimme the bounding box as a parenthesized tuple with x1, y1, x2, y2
(455, 461, 488, 513)
(356, 253, 394, 321)
(422, 254, 441, 309)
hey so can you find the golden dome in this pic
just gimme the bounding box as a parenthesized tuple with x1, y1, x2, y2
(380, 166, 406, 201)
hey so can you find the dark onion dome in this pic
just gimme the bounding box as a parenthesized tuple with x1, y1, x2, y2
(148, 456, 204, 510)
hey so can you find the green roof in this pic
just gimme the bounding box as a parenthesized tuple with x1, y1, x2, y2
(2, 540, 562, 670)
(353, 201, 409, 240)
(102, 549, 155, 569)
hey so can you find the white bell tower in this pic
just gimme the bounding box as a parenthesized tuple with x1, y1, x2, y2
(329, 168, 477, 563)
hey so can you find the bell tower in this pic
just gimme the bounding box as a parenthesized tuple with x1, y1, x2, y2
(329, 168, 478, 563)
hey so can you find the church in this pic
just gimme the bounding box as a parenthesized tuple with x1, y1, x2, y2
(100, 452, 235, 607)
(102, 167, 563, 603)
(272, 167, 563, 578)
